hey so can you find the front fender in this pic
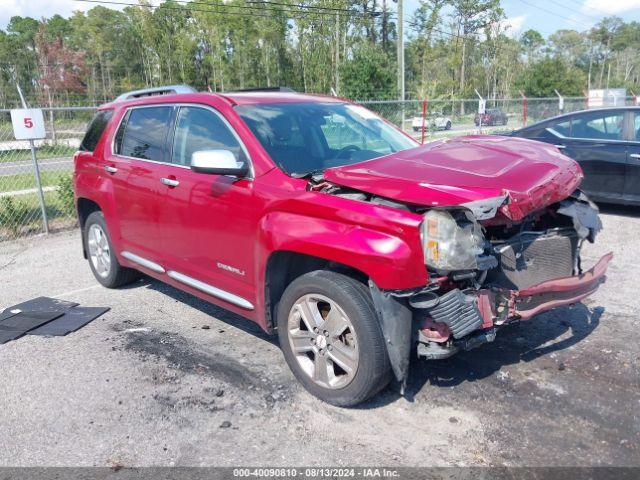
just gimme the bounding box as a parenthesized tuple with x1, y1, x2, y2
(256, 211, 428, 290)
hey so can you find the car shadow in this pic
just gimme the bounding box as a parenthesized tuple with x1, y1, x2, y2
(359, 303, 604, 409)
(597, 202, 640, 218)
(128, 276, 603, 410)
(136, 276, 275, 343)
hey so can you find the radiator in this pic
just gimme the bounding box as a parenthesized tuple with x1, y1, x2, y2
(487, 230, 578, 290)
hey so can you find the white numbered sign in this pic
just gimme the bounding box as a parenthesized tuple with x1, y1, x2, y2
(10, 108, 46, 140)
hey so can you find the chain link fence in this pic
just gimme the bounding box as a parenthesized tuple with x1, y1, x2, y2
(0, 107, 96, 241)
(360, 96, 638, 141)
(1, 95, 636, 241)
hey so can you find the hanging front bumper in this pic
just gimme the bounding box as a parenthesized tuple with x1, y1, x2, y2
(416, 252, 612, 359)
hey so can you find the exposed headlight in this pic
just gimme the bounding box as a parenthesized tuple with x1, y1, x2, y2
(420, 209, 485, 271)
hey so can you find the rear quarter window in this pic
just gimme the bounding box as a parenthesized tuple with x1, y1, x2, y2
(80, 110, 114, 152)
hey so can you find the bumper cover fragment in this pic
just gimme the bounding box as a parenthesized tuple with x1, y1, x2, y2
(508, 252, 612, 320)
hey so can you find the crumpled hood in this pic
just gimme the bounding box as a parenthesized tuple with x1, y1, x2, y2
(323, 135, 583, 221)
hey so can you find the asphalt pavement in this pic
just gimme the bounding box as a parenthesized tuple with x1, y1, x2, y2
(0, 204, 638, 467)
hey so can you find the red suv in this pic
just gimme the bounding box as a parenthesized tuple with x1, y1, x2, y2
(475, 108, 508, 126)
(74, 85, 611, 406)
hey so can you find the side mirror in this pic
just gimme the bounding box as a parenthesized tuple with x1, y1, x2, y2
(190, 150, 249, 177)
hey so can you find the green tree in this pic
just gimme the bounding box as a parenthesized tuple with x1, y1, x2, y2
(520, 29, 544, 62)
(339, 42, 396, 99)
(451, 0, 503, 97)
(518, 57, 586, 96)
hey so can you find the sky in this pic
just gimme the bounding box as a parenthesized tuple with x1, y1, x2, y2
(2, 0, 640, 37)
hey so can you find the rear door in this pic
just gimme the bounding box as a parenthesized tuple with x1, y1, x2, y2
(107, 105, 175, 262)
(544, 111, 627, 202)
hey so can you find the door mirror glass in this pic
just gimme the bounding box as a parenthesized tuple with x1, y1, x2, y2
(191, 150, 248, 177)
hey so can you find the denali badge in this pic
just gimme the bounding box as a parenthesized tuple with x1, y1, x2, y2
(217, 262, 245, 276)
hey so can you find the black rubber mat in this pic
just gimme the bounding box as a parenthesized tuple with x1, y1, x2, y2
(0, 311, 65, 344)
(0, 296, 78, 322)
(29, 307, 110, 336)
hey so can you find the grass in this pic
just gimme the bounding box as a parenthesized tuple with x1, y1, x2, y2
(0, 188, 77, 240)
(0, 170, 70, 193)
(0, 145, 76, 163)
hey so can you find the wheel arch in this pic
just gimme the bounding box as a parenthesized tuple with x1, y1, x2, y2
(263, 250, 368, 333)
(77, 197, 102, 259)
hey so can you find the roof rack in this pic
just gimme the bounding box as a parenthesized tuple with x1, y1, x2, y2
(232, 86, 296, 93)
(114, 84, 197, 102)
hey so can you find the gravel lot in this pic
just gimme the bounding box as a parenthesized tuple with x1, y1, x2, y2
(0, 204, 639, 467)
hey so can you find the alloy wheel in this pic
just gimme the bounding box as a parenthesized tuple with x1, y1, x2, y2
(87, 223, 111, 278)
(287, 294, 359, 389)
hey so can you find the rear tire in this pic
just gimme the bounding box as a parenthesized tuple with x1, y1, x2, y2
(277, 270, 391, 407)
(84, 211, 140, 288)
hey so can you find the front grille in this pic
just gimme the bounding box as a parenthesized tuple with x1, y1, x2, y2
(486, 230, 578, 290)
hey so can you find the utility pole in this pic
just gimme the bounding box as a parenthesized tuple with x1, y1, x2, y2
(335, 11, 340, 95)
(396, 0, 404, 102)
(395, 0, 405, 130)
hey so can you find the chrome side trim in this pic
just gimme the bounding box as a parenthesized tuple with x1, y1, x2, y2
(121, 251, 165, 273)
(167, 270, 254, 310)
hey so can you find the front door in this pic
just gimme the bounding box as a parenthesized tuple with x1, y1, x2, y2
(624, 111, 640, 204)
(107, 105, 175, 261)
(158, 105, 258, 311)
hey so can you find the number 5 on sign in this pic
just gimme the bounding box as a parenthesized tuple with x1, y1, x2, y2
(10, 108, 46, 140)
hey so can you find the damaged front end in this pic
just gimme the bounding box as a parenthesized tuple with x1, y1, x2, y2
(415, 190, 611, 358)
(369, 190, 611, 387)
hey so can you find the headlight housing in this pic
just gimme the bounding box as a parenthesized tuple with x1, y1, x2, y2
(420, 209, 485, 271)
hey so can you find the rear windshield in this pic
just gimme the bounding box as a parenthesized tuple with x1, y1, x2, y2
(80, 110, 113, 152)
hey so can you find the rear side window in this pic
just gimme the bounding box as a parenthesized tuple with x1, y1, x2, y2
(571, 111, 624, 140)
(80, 110, 113, 152)
(548, 119, 571, 137)
(116, 106, 173, 161)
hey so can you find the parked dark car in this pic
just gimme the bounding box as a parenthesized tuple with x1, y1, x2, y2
(508, 107, 640, 206)
(474, 108, 508, 126)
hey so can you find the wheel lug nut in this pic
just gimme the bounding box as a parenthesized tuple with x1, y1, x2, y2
(309, 338, 315, 344)
(323, 330, 329, 337)
(327, 345, 333, 351)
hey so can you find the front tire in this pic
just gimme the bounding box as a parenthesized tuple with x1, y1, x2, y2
(84, 211, 140, 288)
(445, 121, 452, 130)
(277, 271, 391, 407)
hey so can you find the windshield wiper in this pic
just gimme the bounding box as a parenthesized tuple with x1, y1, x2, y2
(291, 169, 324, 180)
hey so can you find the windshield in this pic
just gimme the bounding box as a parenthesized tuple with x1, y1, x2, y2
(235, 102, 417, 176)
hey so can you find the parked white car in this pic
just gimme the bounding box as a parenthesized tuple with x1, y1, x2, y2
(412, 112, 452, 131)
